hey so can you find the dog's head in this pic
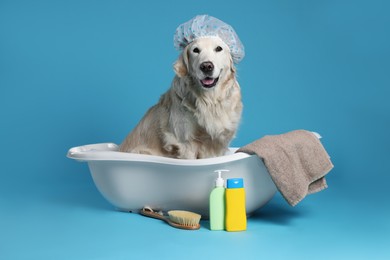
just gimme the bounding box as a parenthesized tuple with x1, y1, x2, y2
(174, 37, 236, 90)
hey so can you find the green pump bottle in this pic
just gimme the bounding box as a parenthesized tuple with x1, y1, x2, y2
(209, 169, 229, 230)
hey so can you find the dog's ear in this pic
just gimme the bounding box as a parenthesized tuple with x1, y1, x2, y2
(230, 55, 236, 74)
(174, 46, 189, 78)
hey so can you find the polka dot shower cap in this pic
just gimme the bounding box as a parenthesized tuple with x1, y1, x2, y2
(174, 15, 245, 64)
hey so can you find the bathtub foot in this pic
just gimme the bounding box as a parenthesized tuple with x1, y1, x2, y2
(116, 207, 137, 213)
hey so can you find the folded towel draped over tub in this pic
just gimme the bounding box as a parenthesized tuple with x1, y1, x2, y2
(237, 130, 334, 206)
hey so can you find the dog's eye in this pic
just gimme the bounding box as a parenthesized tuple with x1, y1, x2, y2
(193, 47, 200, 54)
(215, 46, 223, 52)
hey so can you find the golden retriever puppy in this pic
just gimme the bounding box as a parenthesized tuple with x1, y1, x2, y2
(119, 37, 242, 159)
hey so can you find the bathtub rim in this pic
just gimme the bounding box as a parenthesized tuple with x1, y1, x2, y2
(67, 143, 253, 166)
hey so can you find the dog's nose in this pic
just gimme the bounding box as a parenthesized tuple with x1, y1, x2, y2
(200, 62, 214, 74)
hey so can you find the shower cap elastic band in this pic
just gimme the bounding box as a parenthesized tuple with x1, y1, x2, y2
(174, 15, 245, 64)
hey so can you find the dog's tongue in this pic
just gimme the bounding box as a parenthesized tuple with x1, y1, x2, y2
(201, 78, 215, 86)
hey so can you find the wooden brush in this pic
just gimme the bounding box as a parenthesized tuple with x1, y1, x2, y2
(140, 207, 201, 230)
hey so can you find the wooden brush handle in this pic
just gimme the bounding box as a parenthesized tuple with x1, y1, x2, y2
(139, 208, 167, 221)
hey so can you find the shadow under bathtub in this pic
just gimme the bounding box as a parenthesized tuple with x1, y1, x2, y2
(250, 195, 310, 225)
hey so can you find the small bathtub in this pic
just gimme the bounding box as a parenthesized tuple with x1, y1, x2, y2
(67, 143, 277, 218)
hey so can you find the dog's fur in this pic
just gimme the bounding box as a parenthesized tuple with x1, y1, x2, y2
(119, 37, 242, 159)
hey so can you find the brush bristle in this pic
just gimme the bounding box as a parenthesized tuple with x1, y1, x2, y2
(168, 210, 201, 226)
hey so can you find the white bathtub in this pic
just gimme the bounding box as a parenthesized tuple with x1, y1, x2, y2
(67, 143, 277, 218)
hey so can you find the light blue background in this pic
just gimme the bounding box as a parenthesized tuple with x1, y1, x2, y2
(1, 0, 389, 259)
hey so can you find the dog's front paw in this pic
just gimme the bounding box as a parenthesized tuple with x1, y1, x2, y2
(163, 143, 181, 157)
(163, 143, 197, 159)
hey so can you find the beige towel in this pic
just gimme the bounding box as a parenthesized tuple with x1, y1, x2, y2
(237, 130, 334, 206)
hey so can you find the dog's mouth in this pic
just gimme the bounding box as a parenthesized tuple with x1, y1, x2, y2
(200, 76, 219, 88)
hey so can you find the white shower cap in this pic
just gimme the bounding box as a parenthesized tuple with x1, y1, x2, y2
(174, 15, 245, 64)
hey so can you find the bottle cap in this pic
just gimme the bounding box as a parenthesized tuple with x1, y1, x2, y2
(227, 178, 244, 188)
